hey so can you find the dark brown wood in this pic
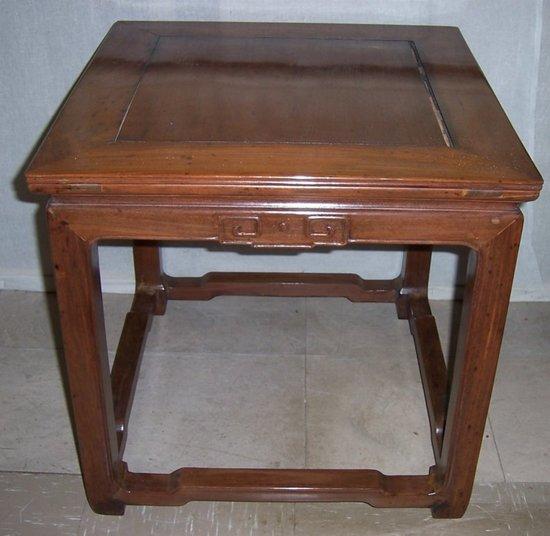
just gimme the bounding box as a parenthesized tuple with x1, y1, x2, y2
(26, 23, 541, 202)
(111, 243, 167, 452)
(47, 206, 124, 515)
(165, 272, 399, 302)
(37, 201, 524, 249)
(396, 245, 432, 319)
(133, 241, 167, 315)
(407, 297, 448, 461)
(120, 36, 445, 147)
(110, 301, 152, 454)
(396, 246, 448, 461)
(432, 216, 523, 518)
(27, 22, 542, 520)
(42, 199, 526, 517)
(115, 467, 437, 507)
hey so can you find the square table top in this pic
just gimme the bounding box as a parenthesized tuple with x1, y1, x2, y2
(26, 21, 541, 202)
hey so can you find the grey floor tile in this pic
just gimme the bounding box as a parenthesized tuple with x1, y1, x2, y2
(305, 298, 462, 372)
(2, 292, 549, 535)
(0, 347, 79, 473)
(0, 291, 61, 350)
(0, 293, 503, 481)
(432, 300, 550, 369)
(0, 290, 132, 353)
(305, 298, 436, 476)
(0, 287, 307, 355)
(102, 293, 134, 352)
(2, 473, 548, 536)
(491, 401, 550, 483)
(500, 302, 550, 360)
(305, 353, 434, 475)
(104, 293, 296, 357)
(476, 421, 506, 484)
(124, 351, 306, 472)
(306, 299, 412, 358)
(0, 472, 84, 536)
(304, 299, 503, 482)
(488, 302, 550, 482)
(427, 301, 550, 483)
(293, 482, 550, 535)
(78, 501, 294, 536)
(491, 358, 550, 482)
(145, 297, 306, 355)
(428, 300, 461, 365)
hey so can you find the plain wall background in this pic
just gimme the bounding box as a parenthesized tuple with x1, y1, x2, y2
(1, 0, 549, 299)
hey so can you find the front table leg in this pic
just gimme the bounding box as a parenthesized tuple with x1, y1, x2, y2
(433, 216, 523, 517)
(48, 210, 124, 515)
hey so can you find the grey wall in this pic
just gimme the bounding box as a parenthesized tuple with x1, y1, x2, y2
(1, 0, 548, 299)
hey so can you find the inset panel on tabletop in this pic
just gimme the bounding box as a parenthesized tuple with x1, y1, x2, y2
(26, 22, 541, 202)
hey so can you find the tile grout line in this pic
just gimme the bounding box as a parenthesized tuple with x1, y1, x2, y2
(0, 344, 306, 359)
(0, 469, 81, 476)
(488, 414, 508, 483)
(0, 344, 63, 352)
(75, 494, 87, 536)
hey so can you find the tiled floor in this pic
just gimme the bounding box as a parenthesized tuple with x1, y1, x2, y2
(0, 290, 549, 534)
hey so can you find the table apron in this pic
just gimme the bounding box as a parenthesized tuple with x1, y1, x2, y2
(46, 202, 522, 250)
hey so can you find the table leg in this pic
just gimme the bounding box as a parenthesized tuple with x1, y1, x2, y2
(110, 242, 165, 455)
(48, 210, 124, 515)
(133, 241, 167, 315)
(396, 245, 432, 319)
(396, 245, 447, 464)
(432, 216, 522, 517)
(46, 202, 522, 517)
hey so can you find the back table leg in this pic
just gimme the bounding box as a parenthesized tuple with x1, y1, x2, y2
(48, 210, 124, 515)
(133, 241, 167, 316)
(396, 245, 432, 319)
(396, 246, 448, 462)
(110, 242, 167, 455)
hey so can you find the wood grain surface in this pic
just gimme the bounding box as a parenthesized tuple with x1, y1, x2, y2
(26, 22, 541, 201)
(27, 21, 542, 519)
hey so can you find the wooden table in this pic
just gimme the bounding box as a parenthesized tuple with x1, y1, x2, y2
(26, 22, 542, 518)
